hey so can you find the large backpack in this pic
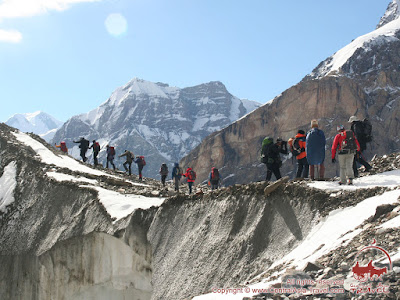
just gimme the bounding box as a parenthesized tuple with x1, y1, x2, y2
(290, 137, 305, 157)
(173, 166, 182, 177)
(160, 163, 168, 175)
(60, 142, 68, 153)
(127, 151, 134, 160)
(188, 170, 196, 181)
(260, 137, 273, 163)
(211, 168, 220, 181)
(109, 146, 115, 156)
(139, 156, 146, 166)
(94, 142, 100, 152)
(342, 130, 358, 151)
(360, 119, 372, 143)
(83, 139, 90, 149)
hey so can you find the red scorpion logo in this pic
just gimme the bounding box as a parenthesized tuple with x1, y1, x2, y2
(352, 240, 392, 282)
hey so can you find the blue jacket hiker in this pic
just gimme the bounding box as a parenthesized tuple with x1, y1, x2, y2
(306, 120, 326, 179)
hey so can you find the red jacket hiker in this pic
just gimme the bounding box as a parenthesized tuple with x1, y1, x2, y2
(183, 168, 196, 183)
(55, 141, 68, 154)
(183, 167, 196, 194)
(331, 130, 361, 159)
(294, 132, 307, 160)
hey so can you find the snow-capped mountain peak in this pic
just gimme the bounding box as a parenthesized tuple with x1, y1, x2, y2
(107, 78, 180, 107)
(377, 0, 400, 29)
(24, 111, 42, 122)
(52, 79, 260, 179)
(5, 111, 63, 141)
(309, 2, 400, 79)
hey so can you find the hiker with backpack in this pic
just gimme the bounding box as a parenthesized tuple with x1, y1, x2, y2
(348, 116, 372, 176)
(260, 137, 287, 181)
(134, 155, 146, 181)
(306, 120, 326, 180)
(106, 145, 116, 170)
(332, 125, 360, 185)
(119, 150, 134, 175)
(183, 167, 196, 194)
(209, 167, 222, 190)
(89, 140, 101, 166)
(290, 130, 309, 179)
(55, 141, 68, 154)
(73, 137, 90, 162)
(159, 163, 169, 187)
(171, 163, 183, 192)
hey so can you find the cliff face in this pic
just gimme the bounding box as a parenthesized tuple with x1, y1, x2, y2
(181, 8, 400, 185)
(146, 182, 327, 300)
(0, 232, 152, 300)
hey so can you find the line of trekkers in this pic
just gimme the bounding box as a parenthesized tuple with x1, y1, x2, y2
(54, 139, 222, 192)
(54, 115, 369, 190)
(55, 139, 147, 181)
(260, 116, 373, 185)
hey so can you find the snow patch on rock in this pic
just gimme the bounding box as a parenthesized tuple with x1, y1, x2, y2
(0, 161, 17, 213)
(83, 186, 164, 222)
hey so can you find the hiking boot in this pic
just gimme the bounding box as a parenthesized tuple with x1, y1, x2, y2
(348, 179, 353, 185)
(338, 181, 344, 185)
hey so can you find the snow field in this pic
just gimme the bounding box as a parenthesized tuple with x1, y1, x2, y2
(308, 170, 400, 191)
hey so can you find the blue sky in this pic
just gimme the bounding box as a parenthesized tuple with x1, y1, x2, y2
(0, 0, 390, 122)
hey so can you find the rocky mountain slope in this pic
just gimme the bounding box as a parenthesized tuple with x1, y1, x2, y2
(1, 124, 399, 300)
(51, 79, 260, 179)
(181, 0, 400, 185)
(0, 123, 165, 299)
(5, 111, 63, 142)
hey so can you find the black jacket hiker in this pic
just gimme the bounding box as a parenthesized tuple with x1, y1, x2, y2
(261, 137, 287, 181)
(350, 118, 372, 176)
(73, 137, 90, 162)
